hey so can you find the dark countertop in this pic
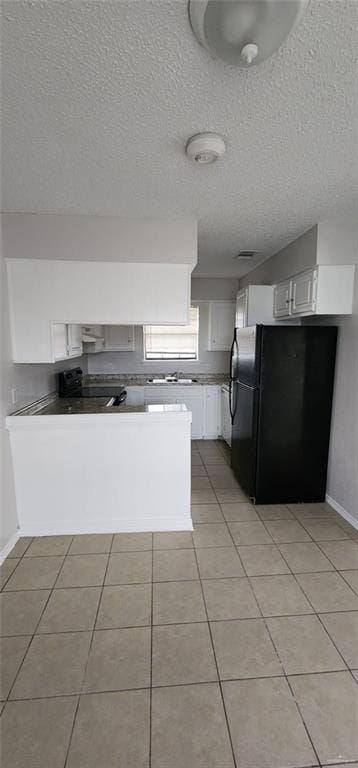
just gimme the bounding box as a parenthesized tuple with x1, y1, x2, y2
(24, 398, 189, 416)
(83, 374, 229, 387)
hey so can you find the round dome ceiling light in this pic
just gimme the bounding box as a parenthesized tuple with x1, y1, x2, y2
(188, 0, 309, 67)
(186, 132, 226, 164)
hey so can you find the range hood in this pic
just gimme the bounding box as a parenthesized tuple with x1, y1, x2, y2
(82, 326, 104, 341)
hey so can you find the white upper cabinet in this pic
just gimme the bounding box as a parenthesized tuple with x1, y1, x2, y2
(235, 290, 248, 329)
(208, 301, 236, 350)
(290, 270, 316, 315)
(104, 326, 135, 351)
(51, 323, 82, 362)
(273, 281, 292, 318)
(236, 285, 274, 328)
(67, 324, 83, 357)
(52, 324, 68, 362)
(273, 265, 355, 319)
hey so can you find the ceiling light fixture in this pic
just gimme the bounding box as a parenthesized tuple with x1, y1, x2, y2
(186, 132, 226, 164)
(189, 0, 309, 67)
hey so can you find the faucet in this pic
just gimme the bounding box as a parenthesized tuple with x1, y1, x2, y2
(167, 371, 180, 380)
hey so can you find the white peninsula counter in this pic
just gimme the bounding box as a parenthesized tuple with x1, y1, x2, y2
(6, 399, 192, 536)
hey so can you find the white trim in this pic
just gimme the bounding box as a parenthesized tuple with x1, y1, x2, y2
(0, 530, 20, 565)
(326, 494, 358, 531)
(19, 517, 194, 536)
(6, 410, 191, 429)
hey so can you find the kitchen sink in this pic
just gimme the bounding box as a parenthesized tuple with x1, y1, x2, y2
(147, 378, 198, 384)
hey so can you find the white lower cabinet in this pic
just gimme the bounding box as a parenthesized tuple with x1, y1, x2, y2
(205, 386, 220, 438)
(174, 389, 206, 439)
(143, 385, 222, 439)
(221, 386, 231, 446)
(124, 387, 145, 406)
(144, 387, 177, 406)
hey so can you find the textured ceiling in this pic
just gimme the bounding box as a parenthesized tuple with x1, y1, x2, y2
(1, 0, 358, 276)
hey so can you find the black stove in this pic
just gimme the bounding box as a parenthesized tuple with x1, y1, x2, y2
(58, 368, 127, 403)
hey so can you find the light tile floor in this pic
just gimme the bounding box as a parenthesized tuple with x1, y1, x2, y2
(1, 439, 358, 767)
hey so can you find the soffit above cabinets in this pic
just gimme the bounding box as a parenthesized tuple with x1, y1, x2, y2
(6, 259, 192, 363)
(2, 214, 197, 267)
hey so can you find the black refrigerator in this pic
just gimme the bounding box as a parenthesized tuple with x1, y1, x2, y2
(229, 325, 337, 504)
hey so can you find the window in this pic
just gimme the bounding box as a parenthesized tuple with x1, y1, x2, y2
(143, 306, 199, 361)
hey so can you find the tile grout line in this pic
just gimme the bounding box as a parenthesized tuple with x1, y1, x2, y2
(0, 556, 24, 590)
(149, 535, 154, 768)
(253, 516, 354, 765)
(191, 539, 238, 768)
(62, 534, 113, 768)
(272, 535, 358, 685)
(4, 666, 358, 704)
(314, 538, 358, 570)
(4, 536, 75, 703)
(3, 606, 358, 642)
(255, 560, 322, 767)
(277, 546, 355, 676)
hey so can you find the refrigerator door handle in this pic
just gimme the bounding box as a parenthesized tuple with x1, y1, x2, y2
(230, 337, 238, 381)
(230, 380, 238, 425)
(229, 380, 233, 421)
(229, 337, 235, 381)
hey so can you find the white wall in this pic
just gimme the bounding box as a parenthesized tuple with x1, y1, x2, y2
(191, 277, 238, 301)
(239, 222, 358, 523)
(239, 227, 318, 288)
(303, 271, 358, 523)
(0, 251, 87, 555)
(87, 278, 238, 376)
(317, 218, 358, 266)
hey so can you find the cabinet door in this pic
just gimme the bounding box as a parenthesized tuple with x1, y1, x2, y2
(208, 302, 236, 350)
(175, 388, 205, 439)
(235, 290, 248, 329)
(144, 386, 177, 405)
(52, 323, 68, 361)
(273, 281, 291, 318)
(67, 325, 83, 357)
(221, 387, 231, 446)
(104, 326, 135, 351)
(291, 270, 317, 315)
(125, 386, 145, 406)
(205, 386, 220, 438)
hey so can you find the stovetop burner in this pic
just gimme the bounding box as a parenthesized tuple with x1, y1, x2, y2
(58, 368, 126, 400)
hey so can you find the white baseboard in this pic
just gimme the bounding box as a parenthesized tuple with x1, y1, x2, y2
(19, 516, 194, 537)
(326, 494, 358, 532)
(0, 530, 20, 565)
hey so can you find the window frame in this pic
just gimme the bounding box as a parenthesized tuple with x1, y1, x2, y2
(142, 305, 200, 363)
